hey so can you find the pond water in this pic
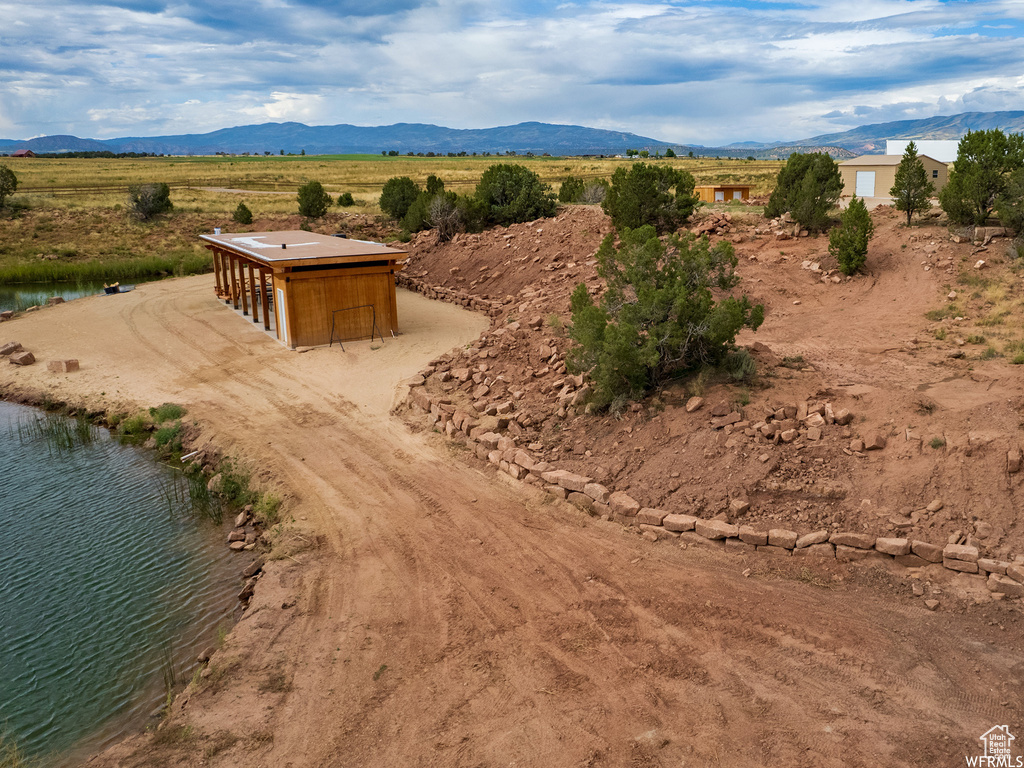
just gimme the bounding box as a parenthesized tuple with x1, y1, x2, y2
(0, 281, 112, 313)
(0, 401, 240, 765)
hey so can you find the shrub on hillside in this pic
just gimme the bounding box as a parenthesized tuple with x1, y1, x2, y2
(127, 182, 173, 221)
(232, 201, 253, 225)
(475, 164, 556, 226)
(764, 152, 841, 232)
(337, 192, 355, 207)
(940, 129, 1024, 226)
(567, 226, 764, 409)
(297, 180, 332, 218)
(602, 163, 699, 233)
(0, 165, 17, 208)
(559, 175, 585, 203)
(379, 176, 421, 221)
(829, 196, 874, 275)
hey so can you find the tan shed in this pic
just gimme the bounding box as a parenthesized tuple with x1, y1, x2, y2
(694, 184, 750, 203)
(200, 231, 405, 349)
(839, 154, 948, 201)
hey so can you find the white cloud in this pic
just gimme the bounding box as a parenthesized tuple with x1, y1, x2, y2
(0, 0, 1022, 143)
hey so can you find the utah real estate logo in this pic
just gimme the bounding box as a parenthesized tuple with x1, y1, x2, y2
(966, 726, 1022, 767)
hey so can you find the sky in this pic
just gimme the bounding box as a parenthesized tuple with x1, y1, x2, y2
(1, 0, 1023, 145)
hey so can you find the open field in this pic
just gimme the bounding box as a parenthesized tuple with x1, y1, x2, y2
(1, 154, 782, 214)
(0, 154, 777, 285)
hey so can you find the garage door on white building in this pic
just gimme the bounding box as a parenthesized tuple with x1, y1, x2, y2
(855, 171, 875, 197)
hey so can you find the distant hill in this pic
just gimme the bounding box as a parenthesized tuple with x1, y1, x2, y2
(792, 111, 1024, 155)
(2, 111, 1023, 159)
(0, 121, 670, 157)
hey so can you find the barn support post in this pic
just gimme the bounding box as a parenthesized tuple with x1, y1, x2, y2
(248, 262, 259, 324)
(213, 249, 223, 297)
(259, 270, 271, 331)
(230, 255, 240, 309)
(239, 258, 249, 316)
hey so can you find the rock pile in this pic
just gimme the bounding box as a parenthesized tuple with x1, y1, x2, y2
(2, 341, 34, 365)
(754, 212, 808, 240)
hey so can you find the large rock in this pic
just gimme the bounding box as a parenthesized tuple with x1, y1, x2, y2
(609, 492, 640, 517)
(830, 532, 876, 550)
(863, 433, 887, 451)
(792, 543, 835, 559)
(911, 540, 944, 563)
(513, 450, 536, 470)
(541, 469, 592, 493)
(0, 341, 24, 356)
(694, 519, 738, 540)
(46, 359, 80, 373)
(637, 508, 668, 526)
(988, 573, 1024, 598)
(685, 396, 705, 413)
(943, 558, 979, 574)
(874, 537, 911, 557)
(796, 529, 829, 548)
(737, 526, 767, 546)
(9, 351, 35, 366)
(943, 543, 979, 563)
(584, 482, 610, 504)
(768, 529, 799, 549)
(662, 513, 697, 532)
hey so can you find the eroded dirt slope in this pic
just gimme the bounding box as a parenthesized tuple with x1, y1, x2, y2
(404, 204, 1024, 562)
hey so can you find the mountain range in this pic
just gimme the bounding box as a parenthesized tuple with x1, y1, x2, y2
(2, 111, 1023, 158)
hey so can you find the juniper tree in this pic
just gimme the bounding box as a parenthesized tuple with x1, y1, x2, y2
(939, 129, 1024, 226)
(764, 152, 842, 232)
(567, 226, 764, 408)
(829, 196, 874, 275)
(296, 180, 332, 218)
(602, 163, 699, 233)
(0, 165, 17, 208)
(890, 141, 934, 226)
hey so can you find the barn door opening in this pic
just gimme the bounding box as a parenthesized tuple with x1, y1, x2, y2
(855, 171, 875, 197)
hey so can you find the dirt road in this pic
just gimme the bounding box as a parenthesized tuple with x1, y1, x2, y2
(1, 276, 1021, 767)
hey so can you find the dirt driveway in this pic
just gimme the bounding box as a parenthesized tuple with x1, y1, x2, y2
(1, 276, 1021, 767)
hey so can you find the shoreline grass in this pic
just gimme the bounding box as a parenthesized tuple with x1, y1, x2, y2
(0, 252, 211, 285)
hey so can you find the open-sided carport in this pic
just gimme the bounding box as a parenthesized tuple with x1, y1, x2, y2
(200, 231, 406, 349)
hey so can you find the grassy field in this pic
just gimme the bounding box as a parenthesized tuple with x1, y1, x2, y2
(0, 154, 782, 285)
(3, 154, 782, 212)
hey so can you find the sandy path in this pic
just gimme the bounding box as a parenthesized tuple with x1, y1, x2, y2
(1, 277, 1021, 767)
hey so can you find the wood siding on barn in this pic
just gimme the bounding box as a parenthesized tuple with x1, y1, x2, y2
(282, 266, 398, 347)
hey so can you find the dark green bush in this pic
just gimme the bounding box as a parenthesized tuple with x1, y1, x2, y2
(567, 226, 764, 408)
(379, 176, 421, 221)
(127, 182, 173, 221)
(296, 180, 332, 218)
(232, 202, 253, 225)
(940, 129, 1024, 226)
(602, 163, 698, 233)
(475, 164, 556, 226)
(829, 196, 874, 275)
(0, 165, 17, 208)
(764, 153, 841, 232)
(559, 175, 585, 203)
(337, 192, 355, 207)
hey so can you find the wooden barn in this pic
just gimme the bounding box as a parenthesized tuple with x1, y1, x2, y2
(694, 184, 750, 203)
(200, 231, 406, 349)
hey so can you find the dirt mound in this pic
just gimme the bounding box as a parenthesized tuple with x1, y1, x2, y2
(403, 204, 1024, 562)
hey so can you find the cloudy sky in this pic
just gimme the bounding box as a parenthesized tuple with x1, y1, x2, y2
(1, 0, 1022, 145)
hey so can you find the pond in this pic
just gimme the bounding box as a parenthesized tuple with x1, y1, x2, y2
(0, 401, 240, 765)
